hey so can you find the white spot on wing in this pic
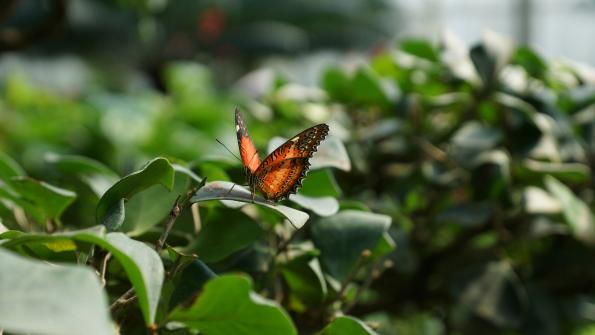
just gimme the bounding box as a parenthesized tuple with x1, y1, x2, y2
(236, 125, 241, 131)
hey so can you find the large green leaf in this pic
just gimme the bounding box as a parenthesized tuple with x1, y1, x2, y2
(45, 153, 119, 197)
(96, 157, 175, 228)
(169, 274, 297, 335)
(10, 176, 77, 222)
(191, 181, 309, 229)
(311, 210, 392, 280)
(191, 207, 264, 263)
(319, 316, 378, 335)
(0, 227, 164, 325)
(0, 248, 115, 335)
(545, 176, 595, 244)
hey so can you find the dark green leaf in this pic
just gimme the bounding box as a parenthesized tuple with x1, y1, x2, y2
(451, 261, 526, 328)
(280, 252, 327, 306)
(192, 207, 264, 263)
(311, 210, 391, 280)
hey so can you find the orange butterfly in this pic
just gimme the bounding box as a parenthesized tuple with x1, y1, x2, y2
(235, 108, 329, 201)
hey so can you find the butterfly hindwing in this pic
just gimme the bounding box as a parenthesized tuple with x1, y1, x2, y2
(255, 124, 329, 200)
(235, 108, 261, 173)
(256, 158, 310, 200)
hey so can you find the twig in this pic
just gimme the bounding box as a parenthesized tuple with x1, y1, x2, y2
(332, 250, 372, 306)
(156, 195, 182, 253)
(343, 257, 393, 313)
(100, 252, 112, 287)
(275, 226, 302, 256)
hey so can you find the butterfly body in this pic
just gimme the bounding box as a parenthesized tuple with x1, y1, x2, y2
(235, 108, 329, 201)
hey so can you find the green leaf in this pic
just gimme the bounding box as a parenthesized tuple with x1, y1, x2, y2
(290, 194, 339, 217)
(280, 252, 327, 306)
(10, 176, 76, 222)
(470, 44, 497, 89)
(322, 67, 352, 102)
(0, 227, 164, 325)
(545, 176, 595, 244)
(451, 261, 526, 328)
(0, 248, 115, 335)
(299, 169, 342, 198)
(96, 157, 175, 226)
(0, 151, 25, 183)
(169, 274, 297, 335)
(168, 260, 216, 310)
(512, 46, 547, 79)
(311, 210, 392, 280)
(400, 39, 439, 62)
(191, 181, 310, 229)
(352, 68, 391, 106)
(192, 207, 264, 263)
(515, 160, 590, 184)
(45, 153, 119, 197)
(320, 316, 378, 335)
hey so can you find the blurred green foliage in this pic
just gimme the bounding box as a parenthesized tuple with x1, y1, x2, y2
(1, 8, 595, 334)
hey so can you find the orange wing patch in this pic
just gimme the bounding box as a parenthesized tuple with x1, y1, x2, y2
(256, 158, 308, 200)
(235, 108, 261, 173)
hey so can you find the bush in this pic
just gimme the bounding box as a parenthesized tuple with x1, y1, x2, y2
(1, 32, 595, 335)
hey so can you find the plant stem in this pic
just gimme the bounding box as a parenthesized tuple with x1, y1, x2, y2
(99, 252, 112, 287)
(333, 249, 372, 306)
(343, 257, 392, 313)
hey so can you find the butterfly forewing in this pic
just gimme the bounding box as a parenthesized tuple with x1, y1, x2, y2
(255, 124, 329, 200)
(235, 108, 261, 173)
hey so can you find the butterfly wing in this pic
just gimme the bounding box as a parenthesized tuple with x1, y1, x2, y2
(255, 124, 329, 200)
(235, 108, 261, 173)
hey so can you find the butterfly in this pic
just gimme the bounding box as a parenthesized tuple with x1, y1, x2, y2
(235, 108, 329, 202)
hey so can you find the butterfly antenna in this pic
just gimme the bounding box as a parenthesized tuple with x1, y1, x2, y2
(216, 139, 242, 162)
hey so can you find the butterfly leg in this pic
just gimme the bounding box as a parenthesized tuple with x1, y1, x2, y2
(223, 183, 236, 197)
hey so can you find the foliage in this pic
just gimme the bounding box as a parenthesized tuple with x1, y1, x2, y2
(1, 29, 595, 335)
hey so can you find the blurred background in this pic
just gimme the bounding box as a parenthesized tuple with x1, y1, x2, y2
(2, 1, 595, 334)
